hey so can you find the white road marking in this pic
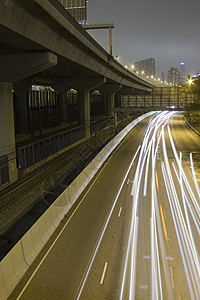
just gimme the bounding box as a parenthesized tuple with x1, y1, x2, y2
(15, 152, 114, 300)
(170, 267, 175, 289)
(131, 181, 135, 196)
(100, 262, 108, 285)
(118, 207, 122, 217)
(166, 256, 173, 261)
(139, 284, 148, 290)
(143, 255, 150, 259)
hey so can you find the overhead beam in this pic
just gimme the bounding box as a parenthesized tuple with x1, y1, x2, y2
(0, 52, 57, 82)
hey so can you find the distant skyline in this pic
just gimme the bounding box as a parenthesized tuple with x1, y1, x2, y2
(87, 0, 200, 78)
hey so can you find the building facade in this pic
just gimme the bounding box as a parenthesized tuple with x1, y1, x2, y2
(134, 58, 155, 77)
(59, 0, 88, 24)
(167, 67, 180, 85)
(179, 62, 186, 83)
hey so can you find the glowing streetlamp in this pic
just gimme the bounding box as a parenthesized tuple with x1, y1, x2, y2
(188, 79, 193, 84)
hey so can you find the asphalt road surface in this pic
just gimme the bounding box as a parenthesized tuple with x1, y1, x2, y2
(9, 112, 200, 300)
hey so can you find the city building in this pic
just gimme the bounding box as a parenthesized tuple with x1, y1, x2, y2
(179, 62, 186, 82)
(134, 58, 155, 77)
(59, 0, 88, 25)
(167, 67, 180, 85)
(161, 72, 165, 82)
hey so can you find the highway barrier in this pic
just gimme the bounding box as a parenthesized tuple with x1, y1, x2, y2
(0, 111, 155, 299)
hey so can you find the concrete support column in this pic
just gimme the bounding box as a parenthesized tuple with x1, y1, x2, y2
(13, 88, 29, 134)
(105, 92, 115, 117)
(52, 84, 70, 125)
(58, 92, 67, 124)
(0, 82, 18, 183)
(67, 76, 106, 140)
(79, 90, 90, 139)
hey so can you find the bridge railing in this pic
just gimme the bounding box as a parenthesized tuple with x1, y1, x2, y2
(17, 125, 85, 174)
(121, 87, 198, 109)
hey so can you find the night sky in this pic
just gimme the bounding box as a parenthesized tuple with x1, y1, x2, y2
(87, 0, 200, 78)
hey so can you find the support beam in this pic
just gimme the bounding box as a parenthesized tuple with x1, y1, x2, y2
(98, 83, 122, 94)
(13, 79, 32, 134)
(76, 77, 106, 139)
(0, 82, 18, 184)
(119, 86, 134, 95)
(52, 84, 71, 124)
(79, 90, 90, 139)
(0, 52, 57, 82)
(66, 76, 106, 92)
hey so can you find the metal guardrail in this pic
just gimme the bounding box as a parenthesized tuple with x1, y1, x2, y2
(17, 125, 85, 173)
(90, 116, 114, 134)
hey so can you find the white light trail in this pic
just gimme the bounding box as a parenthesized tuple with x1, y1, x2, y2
(190, 152, 200, 201)
(75, 145, 141, 299)
(120, 111, 175, 299)
(161, 126, 200, 299)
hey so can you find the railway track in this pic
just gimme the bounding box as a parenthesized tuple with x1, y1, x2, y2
(0, 127, 115, 237)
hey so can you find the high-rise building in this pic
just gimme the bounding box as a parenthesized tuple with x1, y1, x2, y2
(179, 62, 186, 83)
(167, 67, 180, 85)
(134, 58, 155, 77)
(161, 72, 165, 82)
(59, 0, 88, 25)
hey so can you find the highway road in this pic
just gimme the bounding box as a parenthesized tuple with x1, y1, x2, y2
(9, 112, 200, 300)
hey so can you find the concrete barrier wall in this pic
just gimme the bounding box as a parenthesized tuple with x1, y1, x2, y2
(0, 111, 155, 299)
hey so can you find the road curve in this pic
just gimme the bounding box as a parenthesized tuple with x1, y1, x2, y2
(9, 113, 200, 300)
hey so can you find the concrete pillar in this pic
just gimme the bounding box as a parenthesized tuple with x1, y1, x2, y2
(0, 82, 18, 183)
(79, 90, 90, 139)
(14, 90, 28, 134)
(106, 93, 115, 117)
(58, 92, 67, 124)
(52, 84, 70, 125)
(13, 80, 32, 135)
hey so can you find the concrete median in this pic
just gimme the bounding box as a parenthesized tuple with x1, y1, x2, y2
(0, 265, 9, 300)
(0, 251, 19, 294)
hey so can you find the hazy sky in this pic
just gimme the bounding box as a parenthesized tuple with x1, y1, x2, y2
(87, 0, 200, 78)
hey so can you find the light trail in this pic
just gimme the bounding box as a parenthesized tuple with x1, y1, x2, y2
(75, 145, 141, 299)
(120, 111, 175, 299)
(161, 126, 200, 299)
(190, 152, 200, 201)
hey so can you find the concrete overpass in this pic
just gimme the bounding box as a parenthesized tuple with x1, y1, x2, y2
(0, 0, 152, 185)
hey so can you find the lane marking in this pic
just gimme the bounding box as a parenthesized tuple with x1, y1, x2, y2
(130, 181, 134, 196)
(118, 207, 122, 217)
(76, 148, 141, 299)
(143, 255, 150, 259)
(166, 256, 173, 261)
(155, 171, 159, 189)
(15, 152, 114, 300)
(139, 284, 148, 290)
(170, 267, 175, 289)
(160, 204, 168, 240)
(100, 262, 108, 285)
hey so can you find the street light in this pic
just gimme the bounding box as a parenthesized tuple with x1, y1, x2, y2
(188, 79, 193, 84)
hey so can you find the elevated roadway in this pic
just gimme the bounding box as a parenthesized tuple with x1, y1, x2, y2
(0, 0, 151, 92)
(8, 113, 200, 299)
(0, 0, 152, 186)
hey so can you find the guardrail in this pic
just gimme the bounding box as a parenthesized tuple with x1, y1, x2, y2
(0, 111, 155, 299)
(17, 125, 85, 174)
